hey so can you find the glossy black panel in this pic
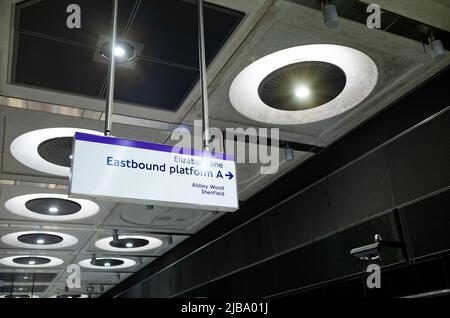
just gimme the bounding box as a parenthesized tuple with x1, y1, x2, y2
(270, 192, 312, 253)
(276, 244, 317, 292)
(329, 150, 394, 229)
(308, 181, 335, 239)
(125, 0, 243, 66)
(387, 259, 448, 297)
(385, 111, 450, 205)
(14, 33, 107, 96)
(16, 0, 135, 45)
(208, 235, 233, 279)
(231, 214, 274, 270)
(111, 59, 198, 109)
(400, 190, 450, 258)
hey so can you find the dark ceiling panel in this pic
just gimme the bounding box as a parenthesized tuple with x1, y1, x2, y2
(110, 59, 199, 110)
(125, 0, 244, 67)
(16, 0, 137, 46)
(12, 0, 244, 110)
(14, 33, 108, 96)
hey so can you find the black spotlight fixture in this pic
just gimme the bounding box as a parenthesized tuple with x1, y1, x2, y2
(86, 284, 94, 293)
(100, 285, 105, 293)
(350, 234, 407, 261)
(64, 284, 69, 292)
(25, 197, 81, 216)
(322, 0, 339, 29)
(109, 230, 149, 249)
(167, 235, 173, 245)
(284, 143, 294, 161)
(112, 230, 120, 244)
(18, 233, 63, 246)
(100, 40, 136, 63)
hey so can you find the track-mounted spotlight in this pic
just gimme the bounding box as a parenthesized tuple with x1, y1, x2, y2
(322, 1, 339, 29)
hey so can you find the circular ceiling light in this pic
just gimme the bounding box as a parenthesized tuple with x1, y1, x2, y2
(1, 231, 78, 249)
(95, 235, 163, 252)
(100, 41, 136, 63)
(52, 294, 89, 298)
(258, 61, 347, 111)
(78, 257, 136, 270)
(229, 44, 378, 125)
(5, 193, 100, 221)
(10, 127, 101, 177)
(0, 255, 63, 268)
(0, 295, 39, 298)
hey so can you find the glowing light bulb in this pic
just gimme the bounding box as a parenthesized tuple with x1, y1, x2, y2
(113, 46, 125, 57)
(295, 86, 310, 99)
(48, 206, 58, 213)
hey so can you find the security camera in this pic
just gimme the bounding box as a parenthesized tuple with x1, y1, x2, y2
(350, 234, 406, 261)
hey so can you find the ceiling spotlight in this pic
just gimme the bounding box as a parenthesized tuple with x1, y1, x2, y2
(294, 86, 310, 99)
(36, 238, 45, 245)
(48, 206, 59, 214)
(100, 41, 136, 63)
(23, 276, 29, 280)
(322, 1, 339, 29)
(100, 285, 105, 293)
(428, 33, 446, 60)
(125, 242, 134, 248)
(28, 260, 36, 265)
(104, 262, 111, 267)
(112, 230, 120, 244)
(113, 46, 125, 57)
(284, 143, 295, 161)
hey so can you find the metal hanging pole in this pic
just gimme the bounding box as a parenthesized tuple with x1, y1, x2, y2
(104, 0, 119, 137)
(197, 0, 210, 151)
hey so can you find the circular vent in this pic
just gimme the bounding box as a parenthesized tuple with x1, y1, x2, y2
(18, 233, 63, 245)
(37, 137, 73, 167)
(257, 61, 346, 111)
(13, 257, 51, 265)
(109, 238, 149, 249)
(91, 259, 124, 267)
(25, 198, 81, 216)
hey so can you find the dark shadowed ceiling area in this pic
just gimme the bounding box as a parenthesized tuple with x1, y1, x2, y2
(12, 0, 244, 110)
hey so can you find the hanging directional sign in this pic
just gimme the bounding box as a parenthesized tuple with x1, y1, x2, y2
(69, 133, 238, 212)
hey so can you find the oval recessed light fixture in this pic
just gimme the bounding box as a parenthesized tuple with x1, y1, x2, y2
(100, 41, 136, 63)
(95, 235, 163, 252)
(78, 257, 136, 270)
(1, 231, 78, 249)
(10, 128, 101, 176)
(0, 294, 39, 298)
(229, 44, 378, 125)
(4, 193, 100, 221)
(51, 294, 89, 298)
(0, 255, 64, 268)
